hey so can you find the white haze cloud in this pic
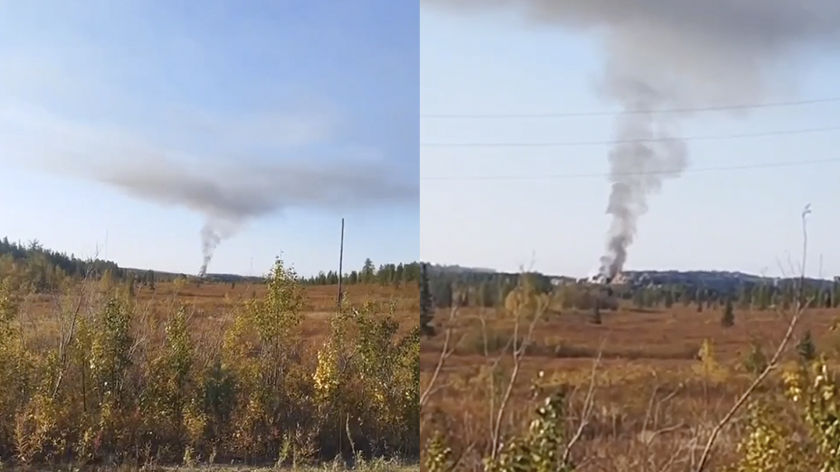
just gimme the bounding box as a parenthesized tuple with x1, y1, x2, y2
(0, 4, 417, 277)
(0, 102, 416, 276)
(423, 0, 840, 278)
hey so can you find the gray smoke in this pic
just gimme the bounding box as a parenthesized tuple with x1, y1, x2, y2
(199, 224, 222, 278)
(599, 94, 688, 279)
(93, 155, 415, 276)
(423, 0, 840, 278)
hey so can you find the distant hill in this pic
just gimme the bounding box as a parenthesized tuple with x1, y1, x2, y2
(121, 267, 263, 284)
(607, 269, 833, 291)
(427, 263, 836, 292)
(423, 262, 840, 311)
(428, 264, 497, 275)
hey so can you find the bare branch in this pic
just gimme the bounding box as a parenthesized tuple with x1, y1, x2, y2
(694, 204, 812, 472)
(51, 250, 100, 399)
(562, 338, 605, 465)
(490, 274, 544, 460)
(446, 441, 476, 472)
(420, 307, 459, 408)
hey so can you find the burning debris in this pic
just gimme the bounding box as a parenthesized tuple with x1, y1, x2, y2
(588, 273, 612, 285)
(589, 272, 626, 286)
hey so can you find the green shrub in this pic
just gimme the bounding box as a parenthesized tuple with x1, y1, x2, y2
(0, 257, 418, 466)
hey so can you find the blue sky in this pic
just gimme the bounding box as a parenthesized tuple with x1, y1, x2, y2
(420, 5, 840, 279)
(0, 1, 418, 277)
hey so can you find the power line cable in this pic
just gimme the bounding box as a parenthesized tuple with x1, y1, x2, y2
(421, 125, 840, 148)
(420, 157, 840, 181)
(421, 96, 840, 119)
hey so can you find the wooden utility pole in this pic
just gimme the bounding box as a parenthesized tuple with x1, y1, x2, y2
(337, 218, 345, 307)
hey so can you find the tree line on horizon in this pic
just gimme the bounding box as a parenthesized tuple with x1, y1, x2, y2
(301, 259, 421, 286)
(0, 237, 419, 293)
(427, 269, 840, 311)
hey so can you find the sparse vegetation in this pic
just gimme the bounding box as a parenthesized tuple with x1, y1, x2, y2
(420, 208, 840, 471)
(797, 330, 817, 363)
(722, 297, 735, 327)
(0, 238, 419, 469)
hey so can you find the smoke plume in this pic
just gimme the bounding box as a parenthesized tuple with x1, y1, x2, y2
(94, 155, 415, 276)
(199, 224, 222, 277)
(599, 96, 688, 279)
(422, 0, 840, 277)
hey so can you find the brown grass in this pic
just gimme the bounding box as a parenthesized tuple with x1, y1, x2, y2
(420, 302, 840, 471)
(0, 274, 419, 467)
(20, 282, 417, 354)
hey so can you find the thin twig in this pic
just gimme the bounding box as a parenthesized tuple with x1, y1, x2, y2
(446, 441, 476, 472)
(694, 204, 812, 472)
(51, 257, 98, 399)
(562, 339, 605, 465)
(490, 275, 544, 460)
(420, 307, 459, 408)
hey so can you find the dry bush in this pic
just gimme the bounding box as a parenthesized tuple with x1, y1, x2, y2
(420, 296, 830, 471)
(0, 257, 418, 468)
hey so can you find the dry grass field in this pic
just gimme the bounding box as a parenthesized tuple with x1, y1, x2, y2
(420, 294, 840, 471)
(0, 260, 419, 469)
(19, 280, 418, 352)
